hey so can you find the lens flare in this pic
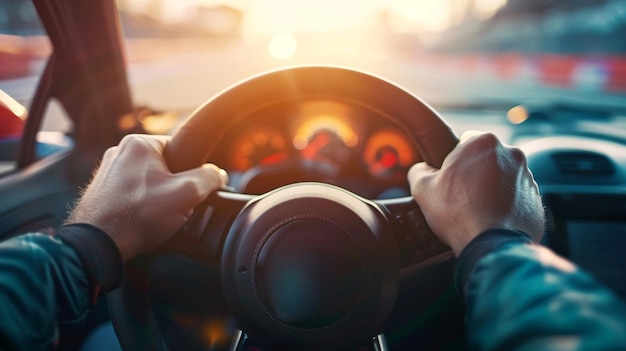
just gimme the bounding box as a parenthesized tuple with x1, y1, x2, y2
(268, 32, 297, 59)
(507, 105, 529, 125)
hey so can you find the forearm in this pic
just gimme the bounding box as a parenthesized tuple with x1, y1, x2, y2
(457, 229, 626, 351)
(0, 225, 123, 350)
(0, 233, 90, 350)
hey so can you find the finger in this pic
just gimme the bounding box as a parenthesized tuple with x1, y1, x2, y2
(118, 134, 171, 154)
(407, 162, 437, 186)
(144, 134, 171, 150)
(174, 164, 229, 206)
(407, 163, 438, 210)
(207, 163, 229, 187)
(458, 130, 488, 144)
(432, 131, 491, 170)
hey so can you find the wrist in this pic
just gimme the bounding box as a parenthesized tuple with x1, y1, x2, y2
(56, 223, 125, 301)
(454, 228, 534, 298)
(65, 214, 132, 263)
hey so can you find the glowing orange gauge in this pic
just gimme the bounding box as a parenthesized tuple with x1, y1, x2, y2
(363, 129, 416, 178)
(293, 115, 358, 151)
(232, 127, 288, 172)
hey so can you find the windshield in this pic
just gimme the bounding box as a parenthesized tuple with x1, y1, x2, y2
(117, 0, 626, 111)
(1, 0, 625, 127)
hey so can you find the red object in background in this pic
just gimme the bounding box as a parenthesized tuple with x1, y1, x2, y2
(491, 54, 523, 79)
(0, 52, 33, 80)
(0, 34, 50, 80)
(606, 57, 626, 92)
(432, 52, 626, 93)
(537, 55, 579, 87)
(0, 90, 26, 139)
(457, 54, 482, 77)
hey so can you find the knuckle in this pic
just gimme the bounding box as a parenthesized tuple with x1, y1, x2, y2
(118, 134, 152, 156)
(472, 132, 501, 150)
(120, 134, 147, 148)
(118, 134, 137, 146)
(102, 145, 119, 159)
(459, 132, 503, 159)
(508, 146, 528, 165)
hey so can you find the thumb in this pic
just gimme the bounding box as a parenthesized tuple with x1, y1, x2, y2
(407, 162, 438, 203)
(408, 162, 436, 187)
(174, 163, 229, 207)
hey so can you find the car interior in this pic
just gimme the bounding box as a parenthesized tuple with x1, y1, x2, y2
(0, 0, 625, 350)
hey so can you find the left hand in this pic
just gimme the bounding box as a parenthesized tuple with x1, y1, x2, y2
(66, 134, 228, 262)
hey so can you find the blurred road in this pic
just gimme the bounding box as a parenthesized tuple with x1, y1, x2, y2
(124, 40, 626, 113)
(1, 39, 625, 134)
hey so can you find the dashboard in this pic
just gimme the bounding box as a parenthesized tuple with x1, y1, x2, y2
(210, 98, 421, 199)
(211, 101, 626, 301)
(520, 135, 626, 299)
(147, 98, 626, 350)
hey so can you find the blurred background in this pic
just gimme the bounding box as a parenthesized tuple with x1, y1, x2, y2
(1, 0, 625, 132)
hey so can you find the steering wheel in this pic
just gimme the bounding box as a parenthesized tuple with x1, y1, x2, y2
(108, 66, 459, 351)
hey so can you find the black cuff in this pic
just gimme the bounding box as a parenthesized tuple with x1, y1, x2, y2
(454, 229, 534, 299)
(57, 223, 124, 304)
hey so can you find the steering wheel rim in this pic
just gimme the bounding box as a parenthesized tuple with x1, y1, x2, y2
(165, 65, 457, 172)
(108, 65, 459, 351)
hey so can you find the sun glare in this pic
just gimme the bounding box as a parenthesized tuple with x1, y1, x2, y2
(244, 0, 378, 39)
(268, 33, 297, 59)
(384, 0, 451, 32)
(474, 0, 508, 20)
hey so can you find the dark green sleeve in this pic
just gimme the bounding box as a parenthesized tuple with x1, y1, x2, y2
(456, 229, 626, 351)
(0, 224, 123, 350)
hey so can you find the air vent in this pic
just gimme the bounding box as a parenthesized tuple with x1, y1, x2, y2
(552, 152, 615, 175)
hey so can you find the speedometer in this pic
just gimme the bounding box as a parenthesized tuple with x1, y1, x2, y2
(231, 127, 288, 172)
(292, 115, 358, 163)
(363, 128, 416, 178)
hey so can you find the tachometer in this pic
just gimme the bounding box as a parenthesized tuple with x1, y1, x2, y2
(232, 127, 288, 171)
(363, 128, 416, 178)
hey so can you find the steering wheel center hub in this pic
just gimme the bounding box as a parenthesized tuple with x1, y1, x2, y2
(221, 183, 400, 348)
(255, 218, 362, 329)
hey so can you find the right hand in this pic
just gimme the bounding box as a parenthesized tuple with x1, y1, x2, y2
(407, 131, 545, 256)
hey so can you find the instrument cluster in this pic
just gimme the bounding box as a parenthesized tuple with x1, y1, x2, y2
(211, 99, 421, 199)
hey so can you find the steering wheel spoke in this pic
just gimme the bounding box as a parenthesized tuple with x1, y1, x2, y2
(230, 329, 390, 351)
(165, 190, 254, 262)
(376, 197, 452, 269)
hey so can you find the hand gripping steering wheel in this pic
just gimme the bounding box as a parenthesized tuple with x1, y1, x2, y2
(108, 66, 459, 351)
